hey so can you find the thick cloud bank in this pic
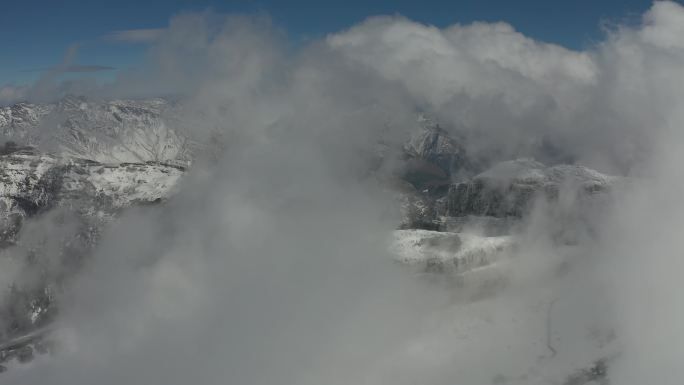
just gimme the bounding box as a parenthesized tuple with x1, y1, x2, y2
(4, 1, 684, 384)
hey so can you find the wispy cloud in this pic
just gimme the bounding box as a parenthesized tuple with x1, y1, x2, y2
(62, 65, 116, 73)
(23, 65, 116, 73)
(104, 28, 166, 43)
(0, 84, 29, 105)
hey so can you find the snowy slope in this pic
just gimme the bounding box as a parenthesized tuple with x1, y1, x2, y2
(391, 229, 515, 273)
(0, 147, 183, 225)
(0, 145, 185, 349)
(1, 97, 192, 165)
(0, 97, 191, 350)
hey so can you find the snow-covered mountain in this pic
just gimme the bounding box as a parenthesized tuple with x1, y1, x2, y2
(0, 142, 185, 359)
(0, 96, 191, 165)
(0, 144, 183, 241)
(0, 97, 191, 365)
(0, 97, 619, 383)
(447, 159, 620, 218)
(403, 116, 466, 174)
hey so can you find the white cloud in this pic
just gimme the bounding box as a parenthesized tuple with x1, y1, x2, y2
(104, 28, 166, 43)
(6, 2, 684, 384)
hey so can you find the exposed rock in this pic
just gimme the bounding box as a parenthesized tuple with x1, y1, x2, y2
(563, 358, 609, 385)
(400, 116, 468, 193)
(397, 189, 443, 230)
(446, 159, 620, 218)
(403, 116, 466, 175)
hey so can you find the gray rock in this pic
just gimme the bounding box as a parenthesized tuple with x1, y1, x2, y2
(446, 159, 620, 218)
(404, 116, 466, 174)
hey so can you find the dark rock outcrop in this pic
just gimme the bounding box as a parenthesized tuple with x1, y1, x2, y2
(401, 117, 468, 193)
(446, 159, 619, 218)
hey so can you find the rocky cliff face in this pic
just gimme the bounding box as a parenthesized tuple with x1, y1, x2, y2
(0, 148, 183, 338)
(403, 116, 466, 174)
(0, 144, 183, 245)
(446, 159, 619, 218)
(0, 97, 192, 369)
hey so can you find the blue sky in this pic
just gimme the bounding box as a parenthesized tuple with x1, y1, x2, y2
(0, 0, 671, 87)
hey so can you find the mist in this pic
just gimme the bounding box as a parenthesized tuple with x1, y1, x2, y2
(3, 1, 684, 384)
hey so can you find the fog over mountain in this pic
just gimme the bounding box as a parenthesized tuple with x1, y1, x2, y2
(1, 2, 684, 384)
